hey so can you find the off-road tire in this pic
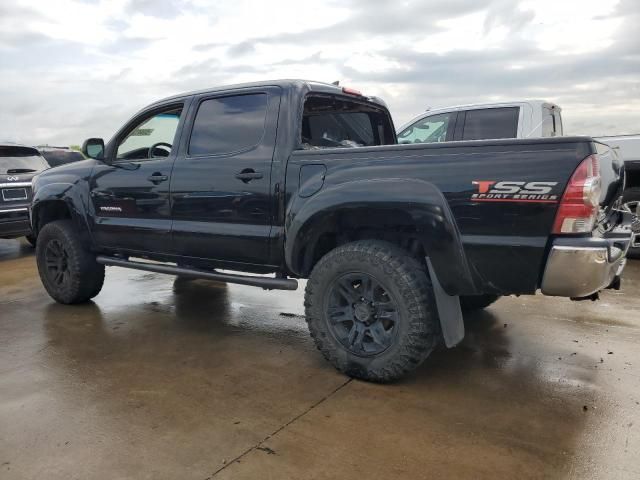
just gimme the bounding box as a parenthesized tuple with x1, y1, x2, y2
(459, 294, 500, 311)
(305, 240, 440, 383)
(622, 187, 640, 259)
(36, 220, 105, 304)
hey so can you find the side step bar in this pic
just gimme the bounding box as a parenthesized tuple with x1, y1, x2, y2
(95, 256, 299, 291)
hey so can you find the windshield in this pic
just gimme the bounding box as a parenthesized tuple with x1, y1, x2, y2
(0, 146, 49, 174)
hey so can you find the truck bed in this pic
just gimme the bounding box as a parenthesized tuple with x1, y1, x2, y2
(285, 136, 624, 295)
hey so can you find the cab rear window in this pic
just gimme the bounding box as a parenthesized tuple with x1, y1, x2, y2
(301, 95, 395, 149)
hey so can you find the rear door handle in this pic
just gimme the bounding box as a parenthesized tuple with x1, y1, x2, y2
(235, 169, 263, 183)
(147, 173, 168, 184)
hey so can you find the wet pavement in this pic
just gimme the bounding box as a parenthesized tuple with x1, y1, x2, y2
(0, 238, 638, 480)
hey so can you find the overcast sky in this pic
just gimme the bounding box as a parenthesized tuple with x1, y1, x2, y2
(1, 0, 638, 146)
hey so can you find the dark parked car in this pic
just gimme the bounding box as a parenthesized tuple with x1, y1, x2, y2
(37, 146, 85, 168)
(30, 80, 631, 382)
(1, 143, 49, 245)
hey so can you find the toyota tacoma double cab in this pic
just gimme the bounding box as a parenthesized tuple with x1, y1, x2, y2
(31, 80, 631, 382)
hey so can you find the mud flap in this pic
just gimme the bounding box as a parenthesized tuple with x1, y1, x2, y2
(426, 257, 464, 348)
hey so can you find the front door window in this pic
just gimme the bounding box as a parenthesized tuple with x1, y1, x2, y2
(117, 107, 182, 160)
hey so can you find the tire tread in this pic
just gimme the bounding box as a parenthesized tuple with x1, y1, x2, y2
(304, 240, 440, 383)
(36, 220, 104, 304)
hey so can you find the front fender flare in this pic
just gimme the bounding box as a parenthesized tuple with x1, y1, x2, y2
(31, 180, 92, 244)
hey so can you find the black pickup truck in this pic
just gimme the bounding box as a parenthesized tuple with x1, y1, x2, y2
(31, 80, 631, 382)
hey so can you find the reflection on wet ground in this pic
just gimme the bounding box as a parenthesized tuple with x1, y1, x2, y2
(0, 237, 638, 479)
(0, 237, 35, 262)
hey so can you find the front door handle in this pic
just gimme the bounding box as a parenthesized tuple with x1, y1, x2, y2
(147, 173, 168, 184)
(235, 169, 263, 183)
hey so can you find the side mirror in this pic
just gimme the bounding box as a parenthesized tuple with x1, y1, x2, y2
(82, 138, 105, 160)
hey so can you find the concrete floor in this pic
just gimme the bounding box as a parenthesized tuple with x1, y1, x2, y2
(0, 239, 638, 480)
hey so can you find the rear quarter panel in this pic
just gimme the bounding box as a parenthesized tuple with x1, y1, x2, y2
(286, 137, 597, 294)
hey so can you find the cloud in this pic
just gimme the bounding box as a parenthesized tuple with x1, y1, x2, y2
(0, 0, 637, 146)
(101, 36, 159, 54)
(0, 4, 48, 48)
(227, 41, 256, 57)
(124, 0, 188, 18)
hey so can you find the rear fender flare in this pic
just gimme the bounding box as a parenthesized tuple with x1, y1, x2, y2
(285, 178, 475, 295)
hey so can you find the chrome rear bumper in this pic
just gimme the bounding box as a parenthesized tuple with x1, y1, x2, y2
(541, 235, 630, 298)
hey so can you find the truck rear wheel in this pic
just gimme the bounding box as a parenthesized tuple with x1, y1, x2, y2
(305, 240, 440, 383)
(459, 294, 499, 311)
(36, 220, 105, 304)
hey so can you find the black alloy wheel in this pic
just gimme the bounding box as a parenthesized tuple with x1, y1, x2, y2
(326, 273, 399, 356)
(44, 239, 71, 288)
(305, 240, 441, 382)
(36, 220, 105, 304)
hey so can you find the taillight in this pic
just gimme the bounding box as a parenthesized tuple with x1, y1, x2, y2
(552, 154, 601, 234)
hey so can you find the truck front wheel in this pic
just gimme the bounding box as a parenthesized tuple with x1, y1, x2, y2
(36, 220, 105, 304)
(305, 240, 440, 383)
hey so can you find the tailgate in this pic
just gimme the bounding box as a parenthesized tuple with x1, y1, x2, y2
(438, 137, 623, 294)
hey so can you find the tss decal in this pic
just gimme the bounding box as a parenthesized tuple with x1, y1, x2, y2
(472, 181, 560, 203)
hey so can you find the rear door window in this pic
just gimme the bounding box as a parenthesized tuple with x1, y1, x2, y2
(397, 113, 454, 144)
(461, 107, 519, 140)
(189, 94, 268, 156)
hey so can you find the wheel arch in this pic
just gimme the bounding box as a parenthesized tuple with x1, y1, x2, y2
(285, 178, 476, 295)
(31, 184, 92, 247)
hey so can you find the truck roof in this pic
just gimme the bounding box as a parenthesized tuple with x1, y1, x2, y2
(150, 79, 388, 109)
(422, 99, 560, 115)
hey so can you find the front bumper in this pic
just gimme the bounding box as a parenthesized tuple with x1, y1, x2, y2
(0, 206, 31, 238)
(541, 233, 630, 298)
